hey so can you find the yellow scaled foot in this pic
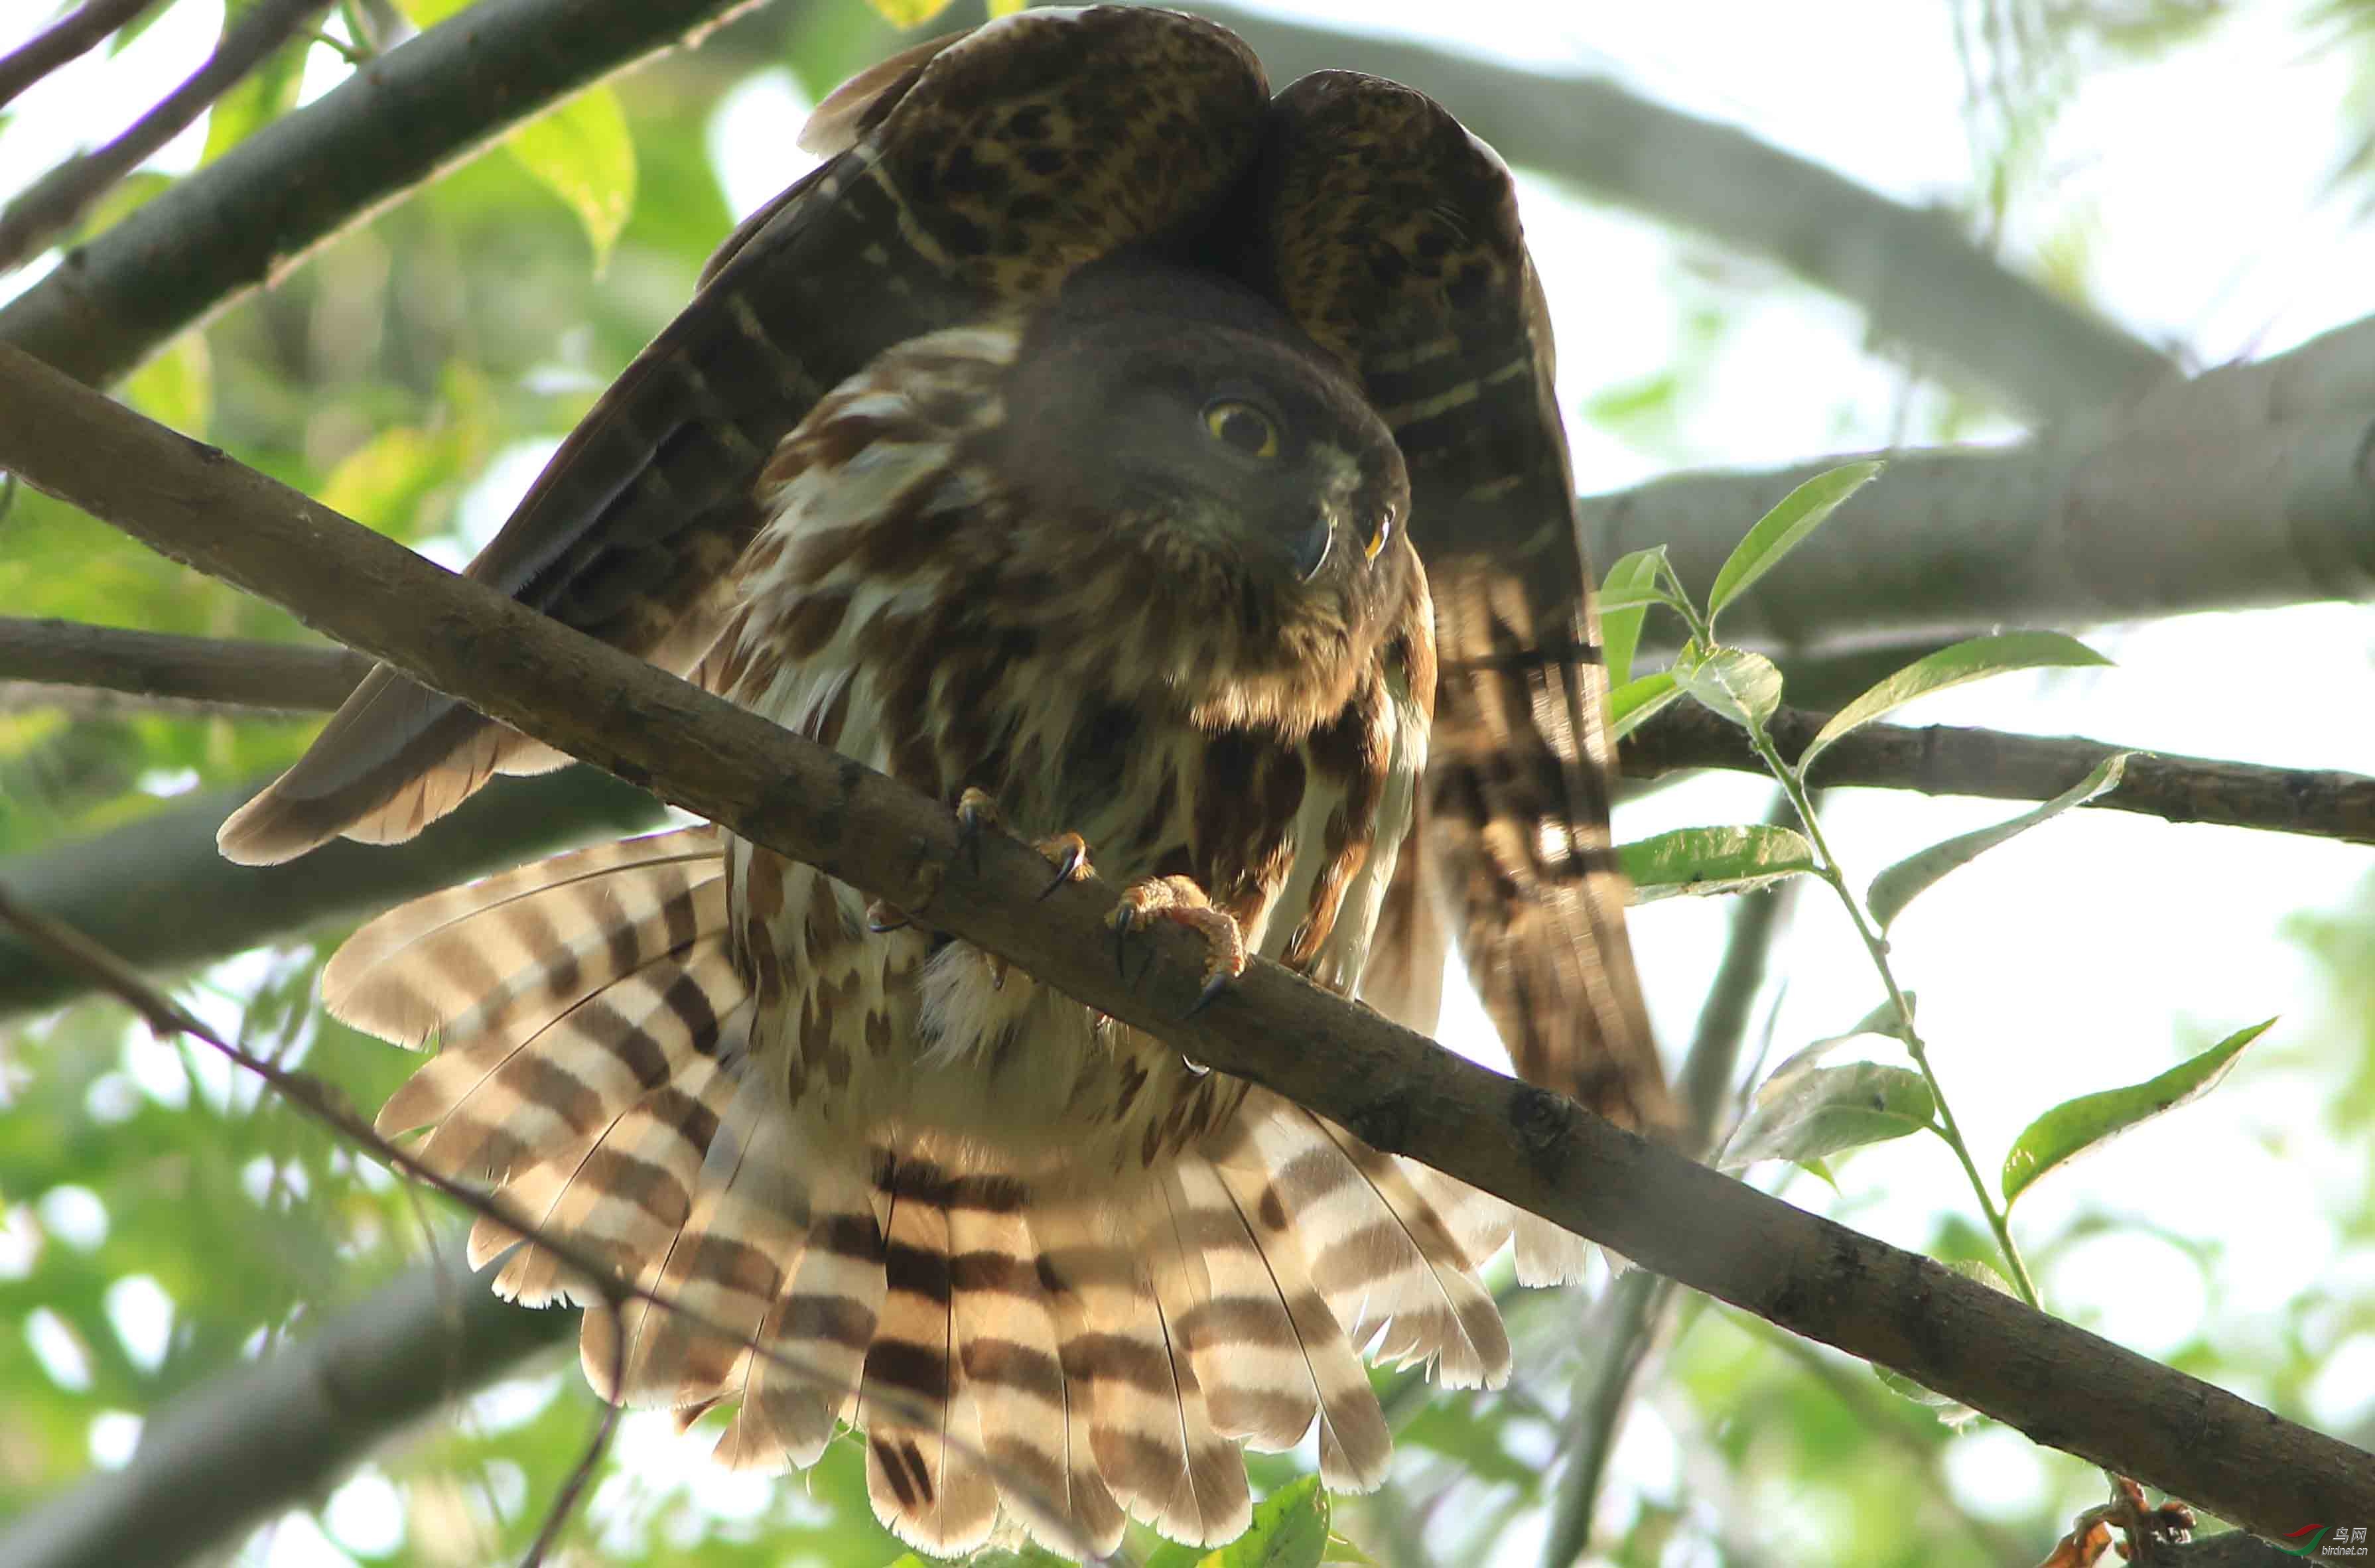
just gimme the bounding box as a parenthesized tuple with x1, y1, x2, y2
(1109, 875, 1247, 1018)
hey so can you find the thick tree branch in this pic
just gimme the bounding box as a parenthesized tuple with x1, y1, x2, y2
(0, 618, 365, 710)
(1174, 0, 2177, 419)
(0, 0, 762, 385)
(0, 1247, 570, 1568)
(1586, 312, 2375, 652)
(0, 0, 331, 277)
(0, 0, 163, 112)
(1, 338, 2365, 1543)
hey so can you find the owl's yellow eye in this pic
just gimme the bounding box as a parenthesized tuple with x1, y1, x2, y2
(1363, 507, 1395, 561)
(1203, 400, 1280, 459)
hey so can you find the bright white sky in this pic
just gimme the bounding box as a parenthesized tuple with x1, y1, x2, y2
(4, 0, 2373, 1561)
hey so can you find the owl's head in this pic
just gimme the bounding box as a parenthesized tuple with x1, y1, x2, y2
(993, 261, 1415, 661)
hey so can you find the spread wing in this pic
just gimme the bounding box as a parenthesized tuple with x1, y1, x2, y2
(219, 5, 1270, 864)
(1237, 72, 1675, 1132)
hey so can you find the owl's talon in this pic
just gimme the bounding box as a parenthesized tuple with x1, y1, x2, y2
(864, 898, 912, 935)
(1182, 970, 1233, 1021)
(1110, 876, 1246, 1013)
(955, 787, 1001, 876)
(1035, 831, 1091, 900)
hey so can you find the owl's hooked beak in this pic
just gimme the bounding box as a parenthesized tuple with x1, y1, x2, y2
(1288, 509, 1334, 581)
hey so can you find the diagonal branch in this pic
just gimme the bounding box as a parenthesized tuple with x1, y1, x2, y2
(0, 1244, 569, 1568)
(0, 0, 163, 112)
(0, 0, 764, 385)
(0, 0, 331, 277)
(0, 342, 2364, 1541)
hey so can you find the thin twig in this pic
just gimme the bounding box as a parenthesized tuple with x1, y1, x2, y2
(0, 0, 162, 113)
(1627, 698, 2375, 850)
(0, 0, 331, 276)
(1540, 801, 1803, 1568)
(520, 1394, 620, 1568)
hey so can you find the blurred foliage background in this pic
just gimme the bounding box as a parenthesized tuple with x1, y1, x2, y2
(1, 1, 2372, 1565)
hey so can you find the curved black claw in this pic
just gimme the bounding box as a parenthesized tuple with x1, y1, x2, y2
(956, 806, 989, 876)
(1038, 838, 1087, 899)
(1181, 970, 1234, 1021)
(864, 897, 911, 935)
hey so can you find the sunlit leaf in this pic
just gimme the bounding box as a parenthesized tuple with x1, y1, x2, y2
(1706, 460, 1883, 625)
(317, 426, 465, 535)
(1197, 1474, 1329, 1568)
(122, 334, 211, 438)
(1867, 753, 2133, 929)
(1672, 647, 1783, 732)
(1726, 1061, 1934, 1168)
(1801, 631, 2111, 770)
(393, 0, 472, 24)
(1620, 823, 1818, 903)
(866, 0, 964, 25)
(2001, 1018, 2275, 1207)
(986, 0, 1030, 13)
(507, 85, 638, 269)
(1597, 545, 1669, 688)
(1752, 996, 1917, 1092)
(1607, 671, 1682, 744)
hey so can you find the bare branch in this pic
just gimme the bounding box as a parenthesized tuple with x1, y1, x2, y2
(0, 617, 364, 710)
(0, 1244, 567, 1568)
(0, 338, 2364, 1538)
(0, 0, 163, 112)
(1628, 701, 2375, 850)
(1174, 0, 2177, 419)
(0, 0, 331, 277)
(0, 0, 763, 385)
(0, 768, 663, 1021)
(1584, 313, 2375, 653)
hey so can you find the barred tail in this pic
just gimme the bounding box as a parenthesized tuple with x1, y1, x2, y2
(332, 830, 1530, 1557)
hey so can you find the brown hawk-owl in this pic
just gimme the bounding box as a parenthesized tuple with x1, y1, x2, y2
(217, 6, 1672, 1555)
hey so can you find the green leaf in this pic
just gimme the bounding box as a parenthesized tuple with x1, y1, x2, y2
(1801, 631, 2111, 771)
(2000, 1017, 2275, 1207)
(1597, 546, 1668, 688)
(317, 425, 469, 536)
(122, 334, 211, 438)
(1706, 460, 1883, 626)
(1867, 752, 2133, 930)
(986, 0, 1029, 13)
(1726, 1062, 1936, 1169)
(392, 0, 472, 23)
(507, 84, 638, 269)
(202, 32, 309, 164)
(865, 0, 964, 25)
(1619, 824, 1818, 903)
(1197, 1475, 1329, 1568)
(1672, 647, 1783, 732)
(1607, 671, 1682, 745)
